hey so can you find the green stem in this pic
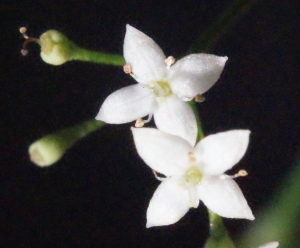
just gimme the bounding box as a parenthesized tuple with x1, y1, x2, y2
(204, 211, 235, 248)
(189, 101, 234, 247)
(188, 0, 258, 53)
(189, 100, 204, 142)
(186, 1, 259, 247)
(238, 157, 300, 248)
(59, 119, 105, 141)
(72, 47, 125, 66)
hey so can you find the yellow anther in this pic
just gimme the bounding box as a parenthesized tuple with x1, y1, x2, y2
(220, 169, 249, 180)
(123, 64, 132, 74)
(165, 56, 176, 67)
(135, 118, 144, 128)
(195, 94, 205, 103)
(232, 169, 248, 178)
(188, 152, 197, 164)
(19, 27, 29, 39)
(19, 26, 41, 56)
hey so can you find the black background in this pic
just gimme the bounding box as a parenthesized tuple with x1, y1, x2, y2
(2, 0, 300, 247)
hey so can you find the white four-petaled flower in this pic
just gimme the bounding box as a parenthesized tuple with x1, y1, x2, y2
(131, 127, 254, 228)
(96, 25, 228, 146)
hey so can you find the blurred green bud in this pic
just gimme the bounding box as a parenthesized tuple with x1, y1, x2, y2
(29, 135, 67, 167)
(28, 119, 105, 167)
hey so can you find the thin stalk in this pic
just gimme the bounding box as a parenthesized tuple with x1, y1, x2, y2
(72, 47, 125, 66)
(204, 211, 235, 248)
(189, 100, 204, 142)
(188, 0, 258, 53)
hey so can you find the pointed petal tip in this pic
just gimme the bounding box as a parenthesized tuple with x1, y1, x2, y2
(228, 210, 255, 221)
(222, 56, 228, 63)
(126, 24, 133, 30)
(216, 56, 228, 67)
(146, 222, 154, 228)
(247, 212, 255, 221)
(95, 108, 117, 124)
(239, 205, 255, 220)
(125, 24, 142, 37)
(125, 24, 138, 38)
(95, 110, 105, 122)
(238, 129, 251, 140)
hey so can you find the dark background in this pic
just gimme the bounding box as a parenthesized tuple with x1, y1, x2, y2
(2, 0, 299, 247)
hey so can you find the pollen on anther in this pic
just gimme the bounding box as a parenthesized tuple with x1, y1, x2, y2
(165, 56, 176, 67)
(123, 64, 132, 74)
(188, 152, 197, 163)
(221, 169, 249, 180)
(195, 94, 205, 103)
(234, 169, 248, 178)
(21, 49, 28, 56)
(19, 27, 41, 56)
(135, 118, 144, 128)
(19, 27, 29, 39)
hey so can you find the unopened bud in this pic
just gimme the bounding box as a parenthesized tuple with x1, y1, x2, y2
(28, 119, 105, 167)
(39, 30, 75, 65)
(20, 27, 78, 66)
(29, 136, 67, 167)
(20, 27, 125, 66)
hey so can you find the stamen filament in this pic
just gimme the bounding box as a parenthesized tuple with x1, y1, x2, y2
(152, 170, 166, 181)
(19, 27, 41, 56)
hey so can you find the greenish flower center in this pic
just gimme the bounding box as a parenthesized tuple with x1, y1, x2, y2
(150, 81, 172, 98)
(184, 166, 203, 186)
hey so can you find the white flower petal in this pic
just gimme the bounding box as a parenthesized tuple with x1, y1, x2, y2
(147, 178, 190, 228)
(131, 127, 192, 176)
(259, 242, 279, 248)
(96, 84, 156, 124)
(154, 95, 197, 146)
(197, 177, 254, 220)
(168, 54, 228, 99)
(124, 25, 167, 84)
(193, 130, 250, 175)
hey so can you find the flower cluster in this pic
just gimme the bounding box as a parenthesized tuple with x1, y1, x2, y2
(96, 25, 254, 228)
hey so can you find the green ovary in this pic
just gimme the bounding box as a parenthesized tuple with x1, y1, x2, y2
(151, 81, 172, 97)
(184, 167, 203, 186)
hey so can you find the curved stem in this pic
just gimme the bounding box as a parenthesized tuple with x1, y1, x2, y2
(188, 0, 257, 53)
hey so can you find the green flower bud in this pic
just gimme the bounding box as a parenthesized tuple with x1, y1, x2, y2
(20, 27, 78, 66)
(29, 135, 67, 167)
(39, 30, 76, 65)
(28, 119, 105, 167)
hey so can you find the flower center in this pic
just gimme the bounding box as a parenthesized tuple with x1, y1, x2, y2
(150, 81, 172, 102)
(184, 166, 203, 186)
